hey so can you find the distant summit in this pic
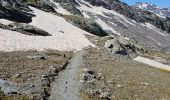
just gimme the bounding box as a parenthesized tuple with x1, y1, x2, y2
(133, 2, 170, 18)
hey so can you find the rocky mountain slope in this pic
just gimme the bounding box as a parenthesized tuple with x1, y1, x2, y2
(0, 0, 170, 99)
(133, 2, 170, 18)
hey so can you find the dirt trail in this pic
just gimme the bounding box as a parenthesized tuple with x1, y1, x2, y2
(49, 51, 85, 100)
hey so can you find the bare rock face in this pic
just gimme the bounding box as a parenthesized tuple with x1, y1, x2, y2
(0, 0, 34, 23)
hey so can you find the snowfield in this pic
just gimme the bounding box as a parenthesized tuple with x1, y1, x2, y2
(0, 19, 12, 25)
(0, 7, 95, 52)
(134, 56, 170, 71)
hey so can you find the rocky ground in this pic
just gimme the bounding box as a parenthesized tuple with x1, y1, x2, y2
(79, 48, 170, 100)
(0, 35, 170, 100)
(0, 50, 71, 99)
(0, 0, 170, 100)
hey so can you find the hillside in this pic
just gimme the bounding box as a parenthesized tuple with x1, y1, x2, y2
(0, 0, 170, 99)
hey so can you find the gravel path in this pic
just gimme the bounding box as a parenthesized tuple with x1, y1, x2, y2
(49, 51, 85, 100)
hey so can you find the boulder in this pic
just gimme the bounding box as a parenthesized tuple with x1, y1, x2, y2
(0, 79, 17, 95)
(104, 37, 137, 58)
(105, 39, 125, 54)
(9, 23, 51, 36)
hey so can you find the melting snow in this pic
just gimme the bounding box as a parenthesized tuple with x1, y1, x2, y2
(134, 56, 170, 71)
(0, 7, 95, 52)
(143, 23, 168, 36)
(95, 17, 121, 36)
(52, 3, 71, 15)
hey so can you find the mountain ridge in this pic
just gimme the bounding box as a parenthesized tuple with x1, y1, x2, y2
(133, 2, 170, 18)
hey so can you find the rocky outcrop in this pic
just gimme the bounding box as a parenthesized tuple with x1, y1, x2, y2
(41, 0, 82, 15)
(104, 37, 139, 58)
(8, 22, 51, 36)
(63, 15, 108, 36)
(0, 0, 34, 23)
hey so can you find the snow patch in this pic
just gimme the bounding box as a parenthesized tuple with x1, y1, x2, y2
(134, 56, 170, 71)
(95, 17, 121, 36)
(144, 23, 168, 36)
(0, 7, 95, 52)
(0, 19, 12, 25)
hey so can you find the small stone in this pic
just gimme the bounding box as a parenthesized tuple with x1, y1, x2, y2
(49, 66, 56, 70)
(28, 74, 32, 77)
(42, 75, 48, 79)
(79, 80, 85, 83)
(117, 84, 122, 88)
(82, 68, 94, 75)
(99, 92, 110, 99)
(110, 95, 116, 100)
(97, 73, 104, 80)
(87, 79, 95, 84)
(108, 80, 114, 84)
(15, 74, 21, 78)
(141, 82, 149, 86)
(30, 84, 35, 88)
(134, 95, 138, 97)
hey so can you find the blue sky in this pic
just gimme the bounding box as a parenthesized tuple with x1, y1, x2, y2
(121, 0, 170, 8)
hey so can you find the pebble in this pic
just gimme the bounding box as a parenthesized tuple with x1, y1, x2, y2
(30, 84, 35, 88)
(82, 68, 94, 75)
(141, 82, 149, 86)
(110, 95, 116, 100)
(108, 80, 114, 84)
(97, 73, 104, 80)
(99, 92, 110, 99)
(49, 66, 56, 70)
(79, 80, 85, 83)
(117, 84, 123, 88)
(15, 74, 21, 78)
(42, 75, 48, 79)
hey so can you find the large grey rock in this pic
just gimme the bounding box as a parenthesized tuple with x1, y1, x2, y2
(105, 39, 124, 54)
(104, 37, 137, 58)
(0, 79, 17, 95)
(9, 23, 51, 36)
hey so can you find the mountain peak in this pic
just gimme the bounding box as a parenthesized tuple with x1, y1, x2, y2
(133, 2, 170, 18)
